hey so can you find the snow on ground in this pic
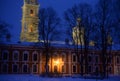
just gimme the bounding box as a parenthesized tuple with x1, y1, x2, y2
(0, 75, 120, 81)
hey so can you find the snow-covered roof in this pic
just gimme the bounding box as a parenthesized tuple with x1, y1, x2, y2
(0, 41, 120, 51)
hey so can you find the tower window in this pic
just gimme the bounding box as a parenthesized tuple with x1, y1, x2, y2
(29, 25, 33, 32)
(30, 9, 34, 16)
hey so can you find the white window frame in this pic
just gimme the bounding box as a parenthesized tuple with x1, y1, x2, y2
(88, 54, 93, 63)
(22, 64, 28, 73)
(13, 50, 19, 62)
(32, 64, 38, 73)
(108, 66, 112, 74)
(53, 52, 58, 61)
(2, 50, 9, 61)
(116, 56, 120, 64)
(61, 64, 66, 73)
(32, 51, 38, 62)
(23, 51, 29, 62)
(94, 55, 99, 64)
(72, 65, 77, 73)
(93, 66, 99, 73)
(72, 53, 77, 62)
(12, 64, 19, 73)
(61, 52, 66, 62)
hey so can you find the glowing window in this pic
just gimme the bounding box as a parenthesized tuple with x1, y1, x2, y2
(29, 25, 33, 32)
(30, 9, 34, 16)
(54, 65, 57, 73)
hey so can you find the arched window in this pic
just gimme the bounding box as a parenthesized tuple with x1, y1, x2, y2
(2, 50, 9, 61)
(12, 64, 18, 73)
(32, 51, 38, 61)
(54, 65, 57, 73)
(13, 50, 19, 61)
(23, 51, 29, 61)
(32, 64, 38, 73)
(72, 65, 77, 73)
(29, 25, 33, 33)
(61, 53, 66, 62)
(23, 64, 28, 73)
(72, 53, 77, 62)
(30, 9, 34, 16)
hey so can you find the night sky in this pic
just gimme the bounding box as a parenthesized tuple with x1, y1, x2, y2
(0, 0, 98, 42)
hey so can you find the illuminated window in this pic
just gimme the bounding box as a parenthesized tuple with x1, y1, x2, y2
(30, 9, 34, 16)
(29, 25, 33, 32)
(54, 54, 58, 61)
(54, 65, 57, 73)
(62, 65, 65, 73)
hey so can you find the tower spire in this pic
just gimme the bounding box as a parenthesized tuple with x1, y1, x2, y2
(20, 0, 40, 42)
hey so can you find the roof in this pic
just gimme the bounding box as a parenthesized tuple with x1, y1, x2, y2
(0, 41, 120, 51)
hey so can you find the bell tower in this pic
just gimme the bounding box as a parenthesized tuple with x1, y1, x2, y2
(20, 0, 39, 42)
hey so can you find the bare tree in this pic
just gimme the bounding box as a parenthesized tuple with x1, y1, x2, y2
(94, 0, 114, 78)
(64, 3, 93, 76)
(39, 7, 60, 76)
(0, 20, 11, 43)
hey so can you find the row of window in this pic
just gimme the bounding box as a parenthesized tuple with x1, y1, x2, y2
(1, 63, 113, 74)
(1, 64, 38, 73)
(72, 54, 115, 64)
(72, 54, 100, 63)
(72, 65, 112, 74)
(1, 50, 38, 61)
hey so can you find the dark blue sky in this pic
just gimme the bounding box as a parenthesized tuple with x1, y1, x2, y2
(0, 0, 98, 42)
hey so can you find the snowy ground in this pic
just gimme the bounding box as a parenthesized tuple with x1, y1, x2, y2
(0, 75, 120, 81)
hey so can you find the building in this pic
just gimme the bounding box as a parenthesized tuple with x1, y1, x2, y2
(0, 0, 120, 76)
(20, 0, 39, 42)
(0, 43, 120, 76)
(72, 18, 84, 45)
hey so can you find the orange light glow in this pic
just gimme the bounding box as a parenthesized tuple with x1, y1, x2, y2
(55, 60, 59, 65)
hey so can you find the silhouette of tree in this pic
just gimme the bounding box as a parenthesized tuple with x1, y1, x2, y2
(64, 3, 94, 76)
(39, 7, 60, 76)
(0, 20, 11, 43)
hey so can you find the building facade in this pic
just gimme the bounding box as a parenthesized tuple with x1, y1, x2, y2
(0, 44, 120, 76)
